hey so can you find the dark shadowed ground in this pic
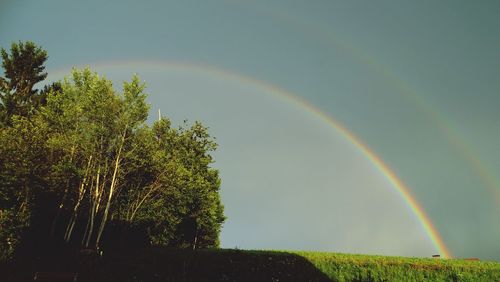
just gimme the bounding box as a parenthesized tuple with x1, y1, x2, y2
(0, 247, 332, 282)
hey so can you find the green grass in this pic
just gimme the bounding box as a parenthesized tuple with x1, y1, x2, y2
(294, 251, 500, 281)
(2, 248, 499, 281)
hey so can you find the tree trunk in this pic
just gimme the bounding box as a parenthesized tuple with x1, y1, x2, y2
(50, 145, 76, 238)
(95, 129, 126, 248)
(50, 182, 69, 238)
(84, 166, 101, 247)
(192, 229, 198, 251)
(64, 155, 92, 242)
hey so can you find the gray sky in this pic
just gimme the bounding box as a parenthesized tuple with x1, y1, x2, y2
(1, 0, 499, 260)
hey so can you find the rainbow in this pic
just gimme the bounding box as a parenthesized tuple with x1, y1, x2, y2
(47, 60, 453, 258)
(236, 1, 500, 205)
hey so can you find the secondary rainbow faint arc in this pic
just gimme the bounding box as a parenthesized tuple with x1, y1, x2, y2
(48, 60, 453, 258)
(233, 0, 500, 205)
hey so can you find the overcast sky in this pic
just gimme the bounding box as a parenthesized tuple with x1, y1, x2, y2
(1, 0, 499, 260)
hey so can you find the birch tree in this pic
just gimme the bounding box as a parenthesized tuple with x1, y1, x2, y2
(1, 57, 225, 255)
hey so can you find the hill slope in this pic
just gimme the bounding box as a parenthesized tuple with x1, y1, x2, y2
(2, 248, 499, 281)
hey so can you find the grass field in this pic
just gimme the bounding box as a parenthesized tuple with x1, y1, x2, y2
(1, 248, 499, 281)
(295, 251, 499, 281)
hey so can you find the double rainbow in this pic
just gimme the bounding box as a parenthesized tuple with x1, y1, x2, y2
(48, 60, 453, 258)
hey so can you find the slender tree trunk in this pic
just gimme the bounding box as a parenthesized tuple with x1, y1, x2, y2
(63, 180, 85, 242)
(129, 184, 158, 222)
(64, 155, 92, 242)
(85, 166, 101, 247)
(192, 225, 198, 250)
(50, 182, 69, 238)
(81, 173, 96, 245)
(95, 129, 126, 248)
(127, 170, 166, 222)
(50, 145, 76, 238)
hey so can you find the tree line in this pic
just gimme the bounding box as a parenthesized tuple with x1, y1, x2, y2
(0, 41, 225, 259)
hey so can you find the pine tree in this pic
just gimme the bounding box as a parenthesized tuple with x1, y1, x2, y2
(0, 41, 48, 126)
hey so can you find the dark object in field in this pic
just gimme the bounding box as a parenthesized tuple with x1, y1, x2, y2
(432, 255, 441, 258)
(464, 258, 480, 261)
(33, 271, 78, 281)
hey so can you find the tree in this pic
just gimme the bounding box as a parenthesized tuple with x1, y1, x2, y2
(0, 41, 48, 126)
(0, 41, 49, 259)
(39, 68, 149, 248)
(0, 115, 51, 259)
(40, 68, 225, 250)
(0, 41, 225, 259)
(115, 119, 225, 249)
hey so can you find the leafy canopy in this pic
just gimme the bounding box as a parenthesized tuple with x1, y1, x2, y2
(0, 41, 48, 124)
(0, 42, 225, 259)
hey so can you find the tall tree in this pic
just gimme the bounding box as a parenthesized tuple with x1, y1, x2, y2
(0, 115, 51, 259)
(0, 41, 48, 126)
(0, 41, 49, 258)
(0, 45, 225, 258)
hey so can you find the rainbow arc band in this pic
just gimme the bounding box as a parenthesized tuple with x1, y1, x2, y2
(48, 60, 452, 258)
(239, 0, 500, 205)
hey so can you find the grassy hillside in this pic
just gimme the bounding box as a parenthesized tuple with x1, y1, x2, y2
(1, 248, 499, 281)
(296, 251, 499, 281)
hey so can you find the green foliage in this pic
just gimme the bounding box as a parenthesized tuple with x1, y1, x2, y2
(296, 251, 500, 281)
(115, 116, 225, 248)
(0, 41, 225, 258)
(0, 208, 30, 260)
(40, 68, 225, 249)
(0, 116, 50, 259)
(0, 41, 52, 259)
(0, 41, 48, 125)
